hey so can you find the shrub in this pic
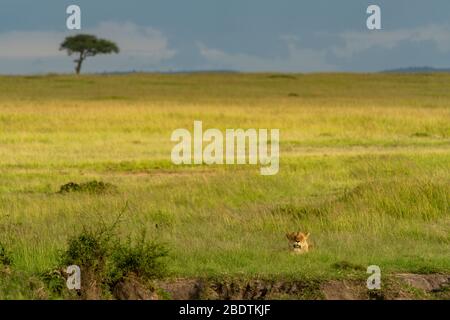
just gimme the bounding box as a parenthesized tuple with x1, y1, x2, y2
(0, 243, 12, 266)
(40, 270, 67, 296)
(61, 229, 109, 269)
(109, 232, 169, 282)
(55, 217, 168, 298)
(59, 180, 117, 194)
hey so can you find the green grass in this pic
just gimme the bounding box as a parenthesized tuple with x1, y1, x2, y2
(0, 73, 449, 298)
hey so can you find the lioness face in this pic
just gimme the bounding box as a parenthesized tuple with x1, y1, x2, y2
(286, 232, 310, 254)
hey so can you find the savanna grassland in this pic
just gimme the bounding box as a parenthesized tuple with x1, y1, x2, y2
(0, 73, 449, 299)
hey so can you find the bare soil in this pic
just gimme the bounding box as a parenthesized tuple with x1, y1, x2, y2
(150, 274, 449, 300)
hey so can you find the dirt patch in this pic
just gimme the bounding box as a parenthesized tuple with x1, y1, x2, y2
(157, 278, 323, 300)
(49, 273, 450, 300)
(158, 279, 203, 300)
(156, 274, 450, 300)
(395, 273, 450, 292)
(79, 267, 103, 300)
(112, 275, 158, 300)
(321, 280, 367, 300)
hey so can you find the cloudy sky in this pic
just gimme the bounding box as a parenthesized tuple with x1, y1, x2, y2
(1, 0, 450, 74)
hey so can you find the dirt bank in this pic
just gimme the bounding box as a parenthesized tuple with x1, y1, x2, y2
(130, 273, 449, 300)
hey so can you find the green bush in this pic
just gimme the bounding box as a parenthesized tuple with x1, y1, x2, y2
(61, 229, 109, 269)
(109, 232, 169, 282)
(40, 270, 67, 296)
(56, 220, 168, 298)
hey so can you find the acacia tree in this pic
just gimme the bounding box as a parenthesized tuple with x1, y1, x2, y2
(60, 34, 119, 74)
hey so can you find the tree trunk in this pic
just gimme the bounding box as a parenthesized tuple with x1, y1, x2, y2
(75, 51, 84, 74)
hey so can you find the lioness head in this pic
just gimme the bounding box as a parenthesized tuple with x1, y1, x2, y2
(286, 231, 310, 254)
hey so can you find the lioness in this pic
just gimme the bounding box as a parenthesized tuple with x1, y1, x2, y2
(286, 232, 310, 254)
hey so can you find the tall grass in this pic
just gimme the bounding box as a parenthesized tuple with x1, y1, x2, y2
(0, 73, 448, 298)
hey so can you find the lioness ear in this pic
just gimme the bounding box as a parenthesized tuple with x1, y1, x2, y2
(286, 232, 296, 240)
(305, 232, 310, 239)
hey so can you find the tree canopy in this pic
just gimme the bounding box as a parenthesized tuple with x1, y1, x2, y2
(60, 34, 119, 74)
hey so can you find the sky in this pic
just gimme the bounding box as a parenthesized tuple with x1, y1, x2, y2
(1, 0, 450, 74)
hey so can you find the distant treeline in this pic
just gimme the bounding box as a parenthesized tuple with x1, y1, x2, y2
(382, 66, 450, 73)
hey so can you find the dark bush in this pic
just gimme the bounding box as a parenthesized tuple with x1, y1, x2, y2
(59, 180, 117, 194)
(0, 243, 12, 266)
